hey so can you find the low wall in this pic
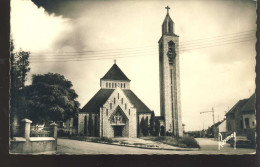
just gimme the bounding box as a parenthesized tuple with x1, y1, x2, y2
(10, 137, 57, 154)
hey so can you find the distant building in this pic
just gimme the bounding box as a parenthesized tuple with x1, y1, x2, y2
(225, 93, 255, 135)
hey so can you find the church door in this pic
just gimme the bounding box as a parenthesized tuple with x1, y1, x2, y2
(114, 126, 123, 137)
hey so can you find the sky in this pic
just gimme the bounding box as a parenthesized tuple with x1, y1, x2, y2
(11, 0, 256, 131)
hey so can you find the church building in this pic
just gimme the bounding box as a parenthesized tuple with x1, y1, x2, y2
(78, 62, 154, 137)
(78, 6, 183, 138)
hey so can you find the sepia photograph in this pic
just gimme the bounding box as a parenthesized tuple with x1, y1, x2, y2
(9, 0, 256, 154)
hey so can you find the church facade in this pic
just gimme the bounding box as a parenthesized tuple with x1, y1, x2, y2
(78, 7, 183, 138)
(78, 63, 154, 137)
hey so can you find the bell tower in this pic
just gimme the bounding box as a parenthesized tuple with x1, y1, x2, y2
(159, 6, 183, 137)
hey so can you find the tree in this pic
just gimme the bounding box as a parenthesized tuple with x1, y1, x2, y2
(140, 117, 145, 136)
(23, 73, 80, 125)
(88, 114, 93, 136)
(94, 115, 99, 137)
(149, 113, 155, 136)
(155, 119, 160, 136)
(143, 117, 149, 136)
(10, 39, 31, 137)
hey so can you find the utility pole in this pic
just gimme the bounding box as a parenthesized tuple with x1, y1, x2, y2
(200, 107, 215, 138)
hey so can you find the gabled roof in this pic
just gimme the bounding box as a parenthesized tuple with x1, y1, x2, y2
(101, 64, 130, 81)
(80, 89, 114, 114)
(80, 89, 153, 114)
(241, 93, 255, 113)
(225, 99, 248, 116)
(123, 89, 153, 114)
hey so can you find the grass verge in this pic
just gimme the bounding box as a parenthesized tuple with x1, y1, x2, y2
(142, 136, 200, 148)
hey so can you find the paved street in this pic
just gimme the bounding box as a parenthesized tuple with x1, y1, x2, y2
(56, 138, 255, 154)
(195, 138, 255, 154)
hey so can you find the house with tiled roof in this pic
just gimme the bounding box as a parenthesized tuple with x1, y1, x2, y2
(78, 62, 154, 138)
(225, 93, 256, 135)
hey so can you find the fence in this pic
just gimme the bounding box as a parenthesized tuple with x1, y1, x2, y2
(10, 118, 57, 154)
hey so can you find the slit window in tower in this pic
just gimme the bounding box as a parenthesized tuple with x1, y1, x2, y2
(121, 98, 123, 104)
(168, 41, 175, 65)
(168, 22, 171, 33)
(114, 98, 116, 104)
(109, 83, 111, 88)
(112, 83, 114, 88)
(110, 103, 112, 109)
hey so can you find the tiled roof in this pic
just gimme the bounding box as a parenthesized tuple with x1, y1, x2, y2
(123, 89, 153, 114)
(225, 99, 248, 116)
(101, 64, 130, 81)
(80, 89, 114, 114)
(80, 89, 153, 114)
(241, 93, 255, 113)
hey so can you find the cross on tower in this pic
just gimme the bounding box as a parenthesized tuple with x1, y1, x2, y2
(165, 6, 170, 14)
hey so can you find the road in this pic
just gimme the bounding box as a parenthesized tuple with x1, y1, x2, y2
(56, 138, 255, 154)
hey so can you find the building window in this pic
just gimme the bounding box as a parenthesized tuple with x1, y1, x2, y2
(245, 118, 250, 128)
(106, 109, 108, 116)
(110, 103, 112, 109)
(121, 83, 122, 88)
(118, 93, 119, 99)
(109, 83, 111, 88)
(112, 83, 114, 88)
(121, 98, 123, 104)
(115, 83, 117, 87)
(168, 22, 171, 33)
(114, 98, 116, 104)
(125, 103, 127, 110)
(106, 82, 108, 88)
(124, 83, 125, 88)
(129, 109, 130, 115)
(252, 121, 255, 126)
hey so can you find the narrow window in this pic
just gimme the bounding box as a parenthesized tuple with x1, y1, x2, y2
(118, 93, 119, 99)
(245, 118, 250, 128)
(106, 82, 108, 88)
(114, 98, 116, 104)
(110, 103, 112, 109)
(106, 109, 108, 116)
(121, 83, 122, 88)
(129, 109, 130, 115)
(124, 83, 125, 88)
(252, 121, 255, 126)
(168, 22, 171, 32)
(121, 98, 123, 104)
(109, 83, 111, 88)
(115, 83, 117, 87)
(112, 83, 114, 88)
(125, 103, 127, 110)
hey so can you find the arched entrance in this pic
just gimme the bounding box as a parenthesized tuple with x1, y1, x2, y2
(109, 106, 128, 137)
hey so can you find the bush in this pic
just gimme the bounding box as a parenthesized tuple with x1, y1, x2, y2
(99, 137, 113, 143)
(180, 136, 200, 148)
(246, 129, 256, 148)
(147, 136, 200, 148)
